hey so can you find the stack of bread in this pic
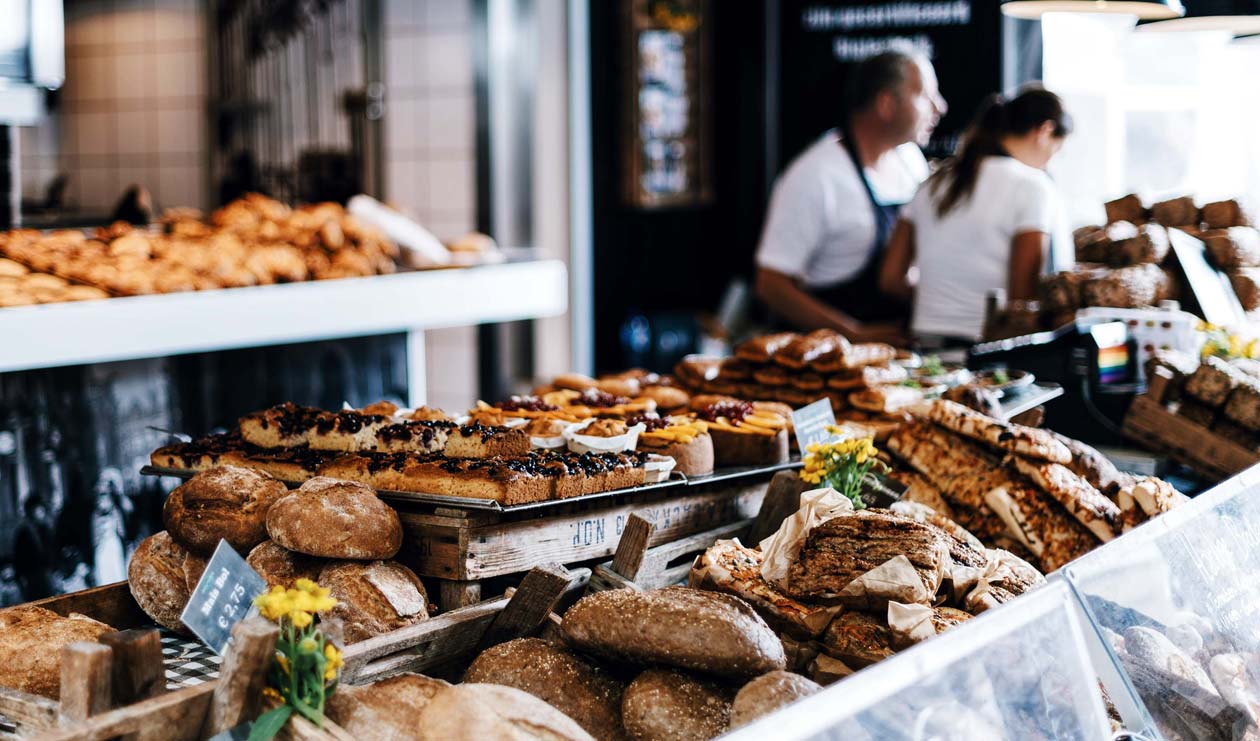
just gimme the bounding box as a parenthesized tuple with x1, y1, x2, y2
(1147, 350, 1260, 452)
(127, 466, 432, 644)
(326, 586, 820, 741)
(674, 330, 923, 425)
(0, 193, 399, 307)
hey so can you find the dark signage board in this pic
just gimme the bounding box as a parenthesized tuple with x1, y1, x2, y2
(181, 540, 268, 655)
(777, 0, 1003, 163)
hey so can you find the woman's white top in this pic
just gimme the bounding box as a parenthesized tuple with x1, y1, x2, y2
(756, 130, 928, 288)
(903, 156, 1070, 341)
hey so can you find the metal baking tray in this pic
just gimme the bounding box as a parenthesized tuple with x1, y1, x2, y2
(998, 381, 1064, 420)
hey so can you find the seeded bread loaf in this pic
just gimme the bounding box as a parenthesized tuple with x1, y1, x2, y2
(1184, 356, 1244, 407)
(163, 466, 288, 556)
(621, 669, 733, 741)
(729, 671, 822, 729)
(464, 638, 626, 740)
(265, 477, 402, 559)
(319, 560, 431, 644)
(127, 530, 207, 632)
(561, 587, 786, 679)
(0, 606, 115, 698)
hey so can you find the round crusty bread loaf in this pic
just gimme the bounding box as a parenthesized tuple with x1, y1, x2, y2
(127, 530, 208, 632)
(561, 587, 786, 679)
(163, 466, 288, 555)
(464, 638, 627, 741)
(621, 669, 732, 741)
(246, 540, 325, 590)
(0, 606, 115, 699)
(319, 560, 431, 644)
(728, 671, 821, 729)
(326, 673, 450, 739)
(417, 683, 594, 741)
(266, 477, 402, 559)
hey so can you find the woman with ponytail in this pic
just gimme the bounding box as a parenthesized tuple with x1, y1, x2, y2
(879, 86, 1073, 345)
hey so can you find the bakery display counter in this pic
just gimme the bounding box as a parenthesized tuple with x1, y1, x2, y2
(724, 580, 1117, 740)
(0, 258, 567, 404)
(1064, 462, 1260, 740)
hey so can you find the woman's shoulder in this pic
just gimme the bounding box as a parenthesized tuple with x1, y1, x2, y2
(982, 156, 1055, 193)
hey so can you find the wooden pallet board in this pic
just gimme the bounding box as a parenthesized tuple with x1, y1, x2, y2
(397, 478, 767, 581)
(1122, 395, 1260, 480)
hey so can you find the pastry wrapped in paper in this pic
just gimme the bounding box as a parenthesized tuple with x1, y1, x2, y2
(689, 538, 840, 640)
(807, 652, 857, 686)
(758, 487, 854, 590)
(952, 548, 1045, 614)
(887, 602, 972, 649)
(833, 554, 938, 612)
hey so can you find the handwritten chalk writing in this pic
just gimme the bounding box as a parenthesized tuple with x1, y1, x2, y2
(802, 1, 971, 31)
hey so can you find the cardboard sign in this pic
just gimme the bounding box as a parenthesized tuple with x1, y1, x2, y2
(791, 398, 838, 452)
(180, 540, 268, 655)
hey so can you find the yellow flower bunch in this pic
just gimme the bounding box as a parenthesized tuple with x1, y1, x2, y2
(800, 427, 883, 508)
(255, 579, 338, 629)
(1198, 321, 1260, 361)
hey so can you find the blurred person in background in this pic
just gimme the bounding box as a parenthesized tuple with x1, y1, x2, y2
(880, 86, 1073, 347)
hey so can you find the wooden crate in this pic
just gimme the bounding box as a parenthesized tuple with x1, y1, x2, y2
(1122, 369, 1260, 480)
(397, 476, 769, 610)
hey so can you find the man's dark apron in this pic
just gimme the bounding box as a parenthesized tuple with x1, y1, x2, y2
(807, 131, 910, 324)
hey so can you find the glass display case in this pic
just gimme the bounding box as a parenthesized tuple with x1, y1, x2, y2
(1065, 464, 1260, 741)
(725, 580, 1117, 741)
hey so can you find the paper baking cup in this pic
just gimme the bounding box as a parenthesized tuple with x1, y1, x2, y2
(643, 454, 677, 483)
(563, 419, 646, 454)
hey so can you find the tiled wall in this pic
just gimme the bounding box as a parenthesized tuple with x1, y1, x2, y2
(382, 0, 481, 412)
(20, 0, 206, 213)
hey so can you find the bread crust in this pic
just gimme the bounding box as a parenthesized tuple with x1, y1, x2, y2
(708, 426, 788, 467)
(637, 431, 714, 477)
(464, 638, 627, 741)
(163, 466, 288, 556)
(246, 540, 324, 590)
(327, 673, 450, 739)
(266, 477, 402, 559)
(127, 530, 207, 632)
(621, 669, 732, 741)
(0, 606, 114, 699)
(418, 683, 596, 741)
(561, 587, 786, 679)
(729, 671, 821, 728)
(319, 560, 431, 644)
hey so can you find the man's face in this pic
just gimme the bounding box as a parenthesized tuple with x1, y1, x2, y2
(884, 59, 947, 147)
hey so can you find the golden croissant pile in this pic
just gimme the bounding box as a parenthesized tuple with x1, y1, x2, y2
(0, 193, 399, 306)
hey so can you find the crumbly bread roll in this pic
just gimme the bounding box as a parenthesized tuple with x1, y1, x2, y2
(1104, 194, 1146, 225)
(561, 587, 786, 679)
(319, 560, 431, 644)
(417, 683, 595, 741)
(464, 638, 627, 741)
(729, 671, 822, 728)
(621, 669, 732, 741)
(266, 476, 402, 559)
(1150, 196, 1199, 227)
(0, 606, 114, 698)
(127, 530, 207, 632)
(246, 540, 324, 590)
(162, 466, 288, 556)
(326, 673, 450, 740)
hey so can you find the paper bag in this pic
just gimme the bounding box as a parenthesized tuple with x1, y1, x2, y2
(887, 601, 937, 649)
(759, 487, 854, 589)
(835, 555, 934, 612)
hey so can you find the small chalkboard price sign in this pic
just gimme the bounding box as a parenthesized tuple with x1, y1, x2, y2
(790, 398, 838, 452)
(180, 540, 268, 655)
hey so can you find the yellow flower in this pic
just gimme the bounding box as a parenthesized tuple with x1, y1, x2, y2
(324, 644, 343, 670)
(276, 654, 291, 675)
(294, 578, 319, 593)
(263, 687, 282, 701)
(298, 637, 318, 654)
(290, 610, 313, 629)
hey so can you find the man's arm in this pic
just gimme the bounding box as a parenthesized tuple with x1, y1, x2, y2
(754, 267, 907, 345)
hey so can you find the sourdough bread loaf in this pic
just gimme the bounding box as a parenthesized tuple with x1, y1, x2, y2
(266, 476, 402, 559)
(417, 683, 595, 741)
(127, 530, 207, 632)
(163, 465, 288, 555)
(0, 606, 114, 698)
(326, 673, 450, 740)
(246, 540, 324, 590)
(561, 587, 786, 679)
(319, 560, 431, 644)
(464, 638, 627, 741)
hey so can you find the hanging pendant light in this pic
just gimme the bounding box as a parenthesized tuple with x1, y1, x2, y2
(1000, 0, 1186, 20)
(1135, 15, 1260, 34)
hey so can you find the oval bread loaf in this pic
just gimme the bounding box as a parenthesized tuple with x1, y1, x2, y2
(417, 683, 595, 741)
(621, 669, 732, 741)
(246, 540, 324, 590)
(127, 530, 207, 632)
(729, 671, 821, 728)
(266, 476, 402, 559)
(319, 560, 431, 644)
(464, 638, 627, 741)
(561, 586, 786, 678)
(327, 673, 450, 740)
(0, 606, 115, 698)
(163, 465, 288, 555)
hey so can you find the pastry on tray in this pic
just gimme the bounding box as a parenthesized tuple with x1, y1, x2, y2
(634, 415, 715, 477)
(697, 400, 789, 467)
(773, 329, 848, 370)
(238, 402, 325, 447)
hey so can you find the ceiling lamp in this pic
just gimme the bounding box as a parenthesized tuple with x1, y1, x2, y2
(1135, 15, 1260, 34)
(1001, 0, 1186, 20)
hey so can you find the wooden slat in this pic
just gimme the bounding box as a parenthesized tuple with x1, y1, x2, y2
(747, 470, 803, 546)
(0, 687, 58, 732)
(201, 617, 280, 738)
(637, 562, 696, 590)
(1147, 366, 1174, 404)
(410, 482, 765, 580)
(29, 583, 148, 631)
(1123, 395, 1259, 479)
(478, 565, 572, 650)
(609, 514, 654, 580)
(637, 520, 750, 577)
(587, 566, 644, 593)
(340, 597, 510, 682)
(437, 581, 482, 612)
(36, 683, 214, 741)
(98, 630, 164, 707)
(59, 643, 112, 724)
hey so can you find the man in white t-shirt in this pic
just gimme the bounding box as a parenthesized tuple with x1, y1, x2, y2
(754, 49, 946, 344)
